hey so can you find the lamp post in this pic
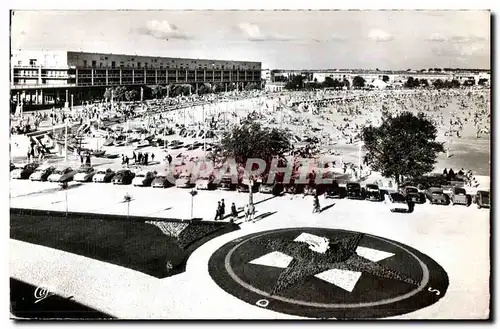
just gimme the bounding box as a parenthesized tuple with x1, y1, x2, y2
(189, 189, 198, 219)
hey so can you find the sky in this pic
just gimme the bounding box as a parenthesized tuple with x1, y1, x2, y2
(10, 10, 491, 70)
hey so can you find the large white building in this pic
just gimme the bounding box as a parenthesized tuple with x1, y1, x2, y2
(10, 50, 262, 109)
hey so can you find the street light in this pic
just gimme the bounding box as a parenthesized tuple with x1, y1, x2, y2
(189, 189, 198, 219)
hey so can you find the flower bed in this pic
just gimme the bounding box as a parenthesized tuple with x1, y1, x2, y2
(146, 221, 189, 238)
(177, 223, 225, 249)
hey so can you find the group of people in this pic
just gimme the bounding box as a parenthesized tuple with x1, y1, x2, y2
(214, 199, 257, 223)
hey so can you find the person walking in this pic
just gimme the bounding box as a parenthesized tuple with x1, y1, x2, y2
(244, 204, 250, 222)
(220, 199, 226, 220)
(313, 195, 321, 213)
(231, 203, 238, 223)
(132, 151, 136, 163)
(151, 153, 155, 162)
(214, 201, 221, 221)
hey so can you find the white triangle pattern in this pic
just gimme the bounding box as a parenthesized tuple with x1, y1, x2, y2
(247, 233, 396, 293)
(249, 251, 293, 268)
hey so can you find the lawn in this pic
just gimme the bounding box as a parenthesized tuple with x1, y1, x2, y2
(10, 209, 239, 278)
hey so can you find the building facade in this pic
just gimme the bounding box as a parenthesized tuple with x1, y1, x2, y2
(11, 50, 262, 108)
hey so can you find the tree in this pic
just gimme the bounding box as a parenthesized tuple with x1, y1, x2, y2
(215, 121, 291, 169)
(361, 112, 444, 185)
(478, 78, 488, 86)
(125, 90, 138, 101)
(352, 76, 366, 88)
(198, 83, 212, 95)
(284, 75, 305, 90)
(432, 79, 444, 89)
(382, 75, 390, 83)
(151, 85, 165, 99)
(245, 82, 259, 91)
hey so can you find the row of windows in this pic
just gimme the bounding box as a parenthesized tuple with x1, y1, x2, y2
(79, 60, 255, 70)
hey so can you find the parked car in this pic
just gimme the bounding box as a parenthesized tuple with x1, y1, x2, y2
(48, 167, 76, 183)
(363, 184, 381, 201)
(93, 168, 115, 183)
(259, 183, 284, 196)
(29, 165, 56, 181)
(425, 187, 449, 205)
(195, 174, 216, 190)
(400, 185, 421, 203)
(450, 187, 470, 206)
(384, 192, 409, 213)
(152, 172, 174, 188)
(10, 162, 16, 171)
(324, 181, 346, 199)
(346, 182, 363, 199)
(132, 170, 156, 186)
(176, 173, 195, 188)
(74, 166, 96, 182)
(112, 169, 135, 185)
(474, 190, 490, 209)
(218, 176, 237, 191)
(11, 163, 39, 180)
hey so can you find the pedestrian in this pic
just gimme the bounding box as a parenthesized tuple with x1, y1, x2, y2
(313, 195, 321, 213)
(231, 203, 238, 223)
(151, 153, 155, 162)
(145, 153, 149, 166)
(125, 156, 129, 167)
(86, 154, 91, 166)
(244, 204, 250, 222)
(214, 201, 221, 221)
(220, 199, 225, 219)
(80, 154, 84, 165)
(248, 203, 255, 222)
(132, 151, 136, 163)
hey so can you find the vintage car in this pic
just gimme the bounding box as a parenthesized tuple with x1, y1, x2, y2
(400, 185, 421, 203)
(346, 182, 363, 200)
(425, 187, 449, 205)
(218, 176, 237, 191)
(384, 192, 410, 213)
(259, 183, 284, 196)
(195, 174, 216, 190)
(450, 187, 470, 206)
(237, 179, 260, 193)
(363, 184, 381, 201)
(112, 169, 135, 185)
(29, 165, 56, 181)
(474, 190, 490, 209)
(93, 168, 115, 183)
(132, 170, 156, 187)
(11, 163, 39, 180)
(152, 172, 174, 188)
(175, 173, 195, 188)
(324, 181, 346, 199)
(47, 166, 76, 183)
(74, 166, 96, 182)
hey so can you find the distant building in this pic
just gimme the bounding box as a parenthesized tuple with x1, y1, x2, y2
(264, 82, 286, 93)
(10, 50, 262, 108)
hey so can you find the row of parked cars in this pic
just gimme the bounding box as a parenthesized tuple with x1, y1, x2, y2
(10, 163, 490, 210)
(322, 181, 490, 211)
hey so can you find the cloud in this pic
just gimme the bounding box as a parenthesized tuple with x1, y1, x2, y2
(237, 23, 292, 42)
(426, 33, 487, 43)
(330, 34, 347, 42)
(137, 20, 191, 40)
(426, 33, 446, 42)
(367, 28, 393, 42)
(451, 35, 487, 43)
